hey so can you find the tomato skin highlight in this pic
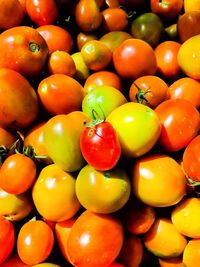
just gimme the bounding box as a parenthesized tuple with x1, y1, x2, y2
(80, 121, 121, 171)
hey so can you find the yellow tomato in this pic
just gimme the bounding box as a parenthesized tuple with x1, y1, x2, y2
(184, 0, 200, 12)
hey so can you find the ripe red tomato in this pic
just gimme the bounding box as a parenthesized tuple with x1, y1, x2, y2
(17, 219, 54, 265)
(80, 120, 121, 171)
(183, 135, 200, 182)
(26, 0, 58, 26)
(150, 0, 183, 19)
(155, 99, 200, 152)
(0, 216, 15, 264)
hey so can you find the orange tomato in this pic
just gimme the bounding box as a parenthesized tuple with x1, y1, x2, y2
(37, 74, 84, 116)
(0, 127, 17, 148)
(0, 0, 24, 30)
(129, 75, 169, 108)
(0, 68, 39, 130)
(158, 257, 185, 267)
(0, 26, 49, 77)
(37, 25, 73, 54)
(113, 38, 157, 80)
(0, 253, 29, 267)
(77, 32, 97, 50)
(151, 0, 183, 19)
(184, 0, 200, 12)
(183, 238, 200, 267)
(154, 40, 181, 80)
(47, 50, 76, 77)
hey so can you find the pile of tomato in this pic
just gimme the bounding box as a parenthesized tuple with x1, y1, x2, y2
(1, 0, 200, 266)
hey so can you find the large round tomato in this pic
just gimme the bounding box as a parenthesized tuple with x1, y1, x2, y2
(32, 164, 80, 222)
(75, 164, 131, 213)
(113, 38, 157, 80)
(67, 210, 124, 267)
(155, 99, 200, 152)
(43, 111, 89, 172)
(0, 216, 15, 264)
(0, 26, 49, 77)
(106, 102, 161, 158)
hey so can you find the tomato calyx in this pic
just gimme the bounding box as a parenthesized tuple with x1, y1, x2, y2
(29, 42, 40, 53)
(187, 177, 200, 187)
(158, 0, 170, 9)
(84, 108, 105, 128)
(134, 83, 150, 104)
(0, 138, 21, 165)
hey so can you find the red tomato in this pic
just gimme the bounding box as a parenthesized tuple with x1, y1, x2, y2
(67, 210, 124, 267)
(0, 216, 15, 264)
(26, 0, 58, 26)
(155, 99, 200, 152)
(150, 0, 183, 19)
(183, 135, 200, 182)
(80, 120, 121, 171)
(17, 219, 54, 265)
(0, 153, 37, 195)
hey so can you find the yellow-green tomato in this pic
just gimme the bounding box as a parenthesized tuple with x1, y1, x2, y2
(43, 111, 89, 172)
(82, 85, 127, 119)
(32, 164, 80, 222)
(106, 102, 161, 158)
(75, 164, 131, 214)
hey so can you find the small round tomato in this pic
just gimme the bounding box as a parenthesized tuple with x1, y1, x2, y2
(26, 0, 58, 26)
(32, 164, 80, 222)
(150, 0, 183, 19)
(0, 26, 49, 77)
(67, 210, 124, 267)
(0, 68, 39, 130)
(182, 135, 200, 182)
(106, 102, 161, 158)
(113, 38, 157, 80)
(80, 120, 121, 171)
(155, 99, 200, 152)
(17, 219, 54, 265)
(0, 0, 24, 30)
(0, 153, 37, 195)
(76, 164, 131, 213)
(0, 216, 15, 264)
(77, 32, 97, 50)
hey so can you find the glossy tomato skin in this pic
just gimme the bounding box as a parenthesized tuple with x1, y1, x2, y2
(183, 135, 200, 182)
(17, 220, 54, 265)
(150, 0, 183, 19)
(155, 99, 200, 152)
(26, 0, 58, 26)
(0, 216, 15, 264)
(67, 210, 124, 267)
(80, 121, 121, 171)
(0, 26, 49, 77)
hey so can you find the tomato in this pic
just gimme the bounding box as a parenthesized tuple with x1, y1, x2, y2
(0, 216, 15, 264)
(82, 85, 127, 119)
(131, 12, 164, 47)
(67, 210, 124, 267)
(80, 120, 121, 171)
(155, 99, 200, 152)
(32, 164, 80, 222)
(154, 40, 181, 80)
(75, 0, 103, 32)
(47, 51, 76, 77)
(0, 68, 38, 130)
(113, 38, 157, 80)
(26, 0, 58, 26)
(43, 111, 89, 172)
(106, 102, 161, 158)
(150, 0, 183, 19)
(0, 0, 24, 30)
(77, 32, 97, 50)
(0, 26, 49, 77)
(17, 219, 54, 265)
(80, 40, 112, 71)
(37, 25, 73, 54)
(37, 74, 84, 116)
(0, 127, 17, 149)
(75, 164, 131, 213)
(129, 75, 169, 108)
(168, 77, 200, 108)
(177, 11, 200, 43)
(0, 153, 37, 195)
(0, 253, 29, 267)
(71, 51, 90, 81)
(0, 188, 33, 221)
(131, 154, 186, 207)
(177, 34, 200, 79)
(32, 264, 61, 267)
(182, 135, 200, 182)
(184, 0, 200, 12)
(99, 30, 132, 52)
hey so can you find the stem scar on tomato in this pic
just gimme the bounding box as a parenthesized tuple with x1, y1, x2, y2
(29, 42, 40, 52)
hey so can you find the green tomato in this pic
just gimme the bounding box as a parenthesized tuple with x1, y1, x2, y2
(82, 85, 127, 119)
(106, 102, 161, 158)
(131, 12, 164, 47)
(43, 111, 89, 172)
(75, 164, 131, 214)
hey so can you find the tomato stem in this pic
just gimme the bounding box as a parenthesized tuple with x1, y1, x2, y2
(134, 83, 150, 104)
(29, 42, 40, 53)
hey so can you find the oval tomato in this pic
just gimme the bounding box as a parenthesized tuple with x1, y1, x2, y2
(155, 99, 200, 152)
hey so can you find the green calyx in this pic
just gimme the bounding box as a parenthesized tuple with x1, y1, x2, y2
(134, 83, 151, 104)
